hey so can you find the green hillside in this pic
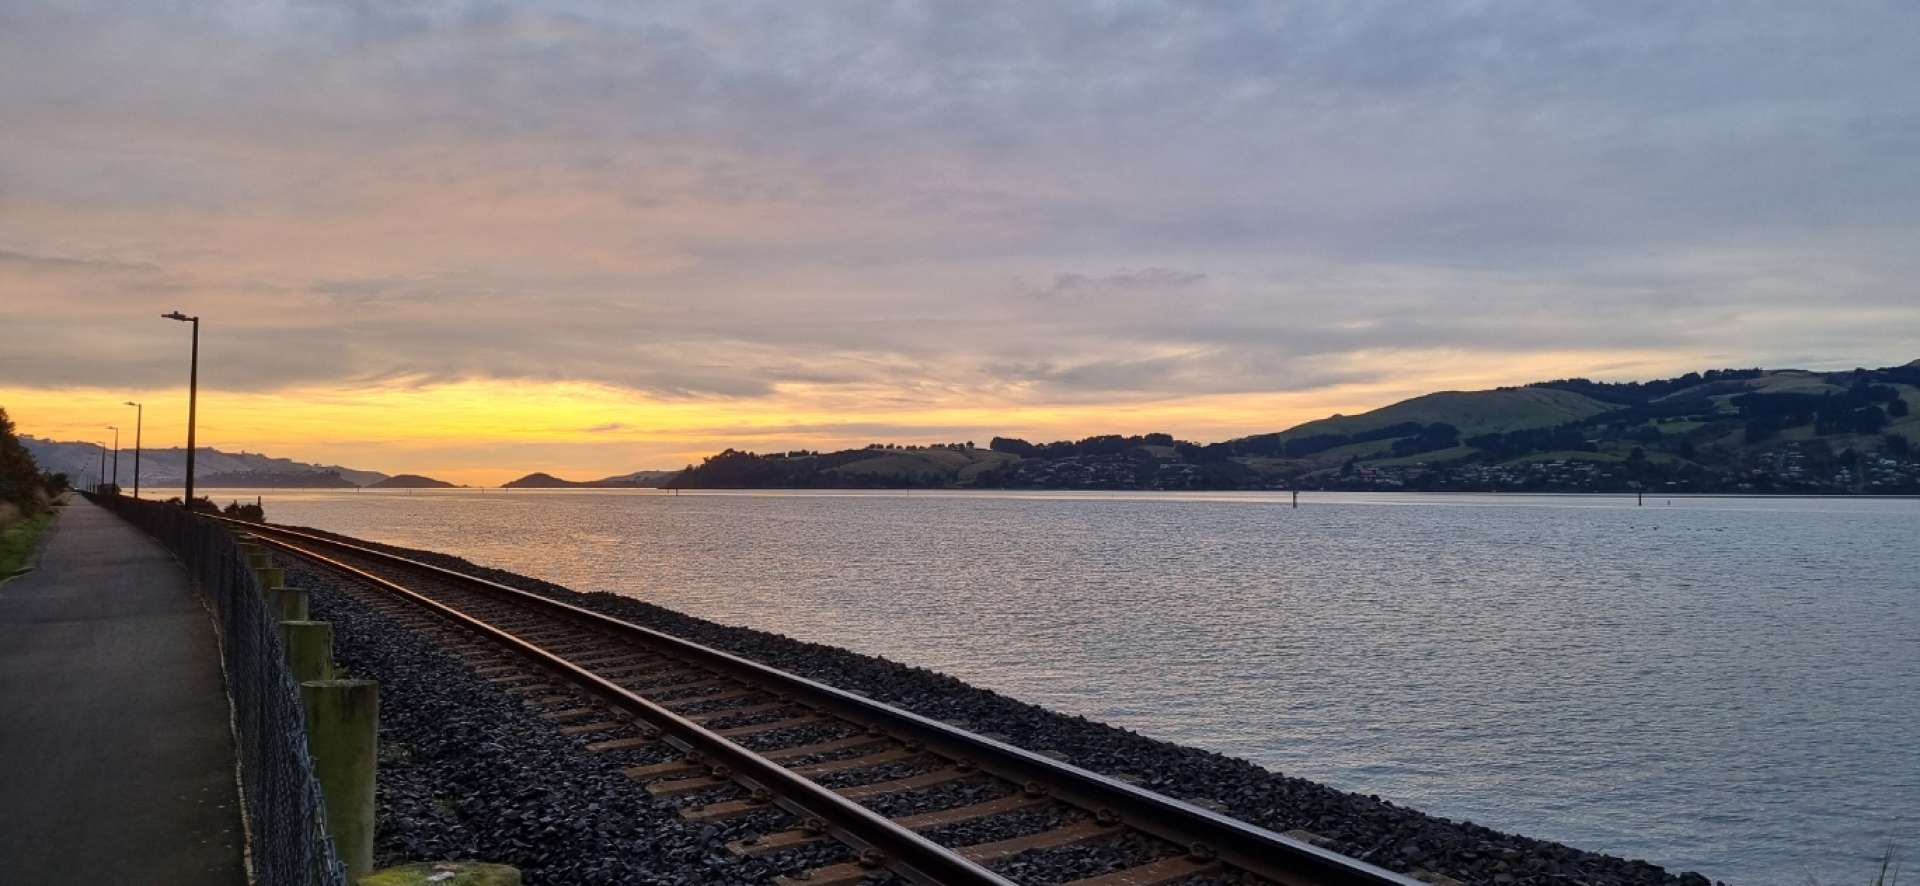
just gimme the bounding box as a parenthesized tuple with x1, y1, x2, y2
(826, 449, 1016, 483)
(1278, 387, 1614, 439)
(668, 361, 1920, 493)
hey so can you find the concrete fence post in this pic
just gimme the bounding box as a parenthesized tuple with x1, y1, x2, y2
(270, 586, 310, 622)
(282, 621, 335, 683)
(253, 565, 284, 595)
(302, 679, 377, 879)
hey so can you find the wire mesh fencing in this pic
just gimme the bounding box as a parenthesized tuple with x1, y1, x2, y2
(88, 493, 348, 886)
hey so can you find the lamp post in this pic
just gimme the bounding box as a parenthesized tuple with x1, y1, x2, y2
(106, 425, 119, 492)
(125, 401, 143, 499)
(162, 311, 200, 508)
(97, 441, 106, 494)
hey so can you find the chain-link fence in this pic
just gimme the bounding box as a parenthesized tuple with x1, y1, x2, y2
(87, 494, 348, 886)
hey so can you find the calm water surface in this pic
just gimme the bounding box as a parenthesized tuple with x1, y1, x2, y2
(183, 488, 1919, 883)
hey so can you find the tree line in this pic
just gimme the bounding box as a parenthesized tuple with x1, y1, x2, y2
(0, 406, 66, 522)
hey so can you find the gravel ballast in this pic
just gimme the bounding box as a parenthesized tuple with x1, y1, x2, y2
(288, 562, 815, 884)
(285, 526, 1720, 886)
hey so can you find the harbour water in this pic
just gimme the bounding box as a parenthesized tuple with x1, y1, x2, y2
(174, 488, 1919, 883)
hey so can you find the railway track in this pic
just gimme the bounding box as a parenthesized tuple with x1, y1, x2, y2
(225, 518, 1419, 886)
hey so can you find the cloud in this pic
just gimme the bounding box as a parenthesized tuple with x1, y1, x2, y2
(0, 249, 158, 273)
(1039, 268, 1209, 298)
(2, 0, 1917, 457)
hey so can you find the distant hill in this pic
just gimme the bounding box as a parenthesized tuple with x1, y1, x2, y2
(595, 469, 682, 487)
(198, 469, 356, 488)
(368, 474, 458, 489)
(501, 470, 680, 488)
(1275, 387, 1614, 439)
(19, 438, 389, 488)
(667, 446, 1012, 489)
(502, 472, 571, 488)
(21, 360, 1916, 496)
(668, 362, 1920, 494)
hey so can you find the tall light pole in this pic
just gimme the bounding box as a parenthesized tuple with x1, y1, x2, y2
(106, 425, 119, 492)
(162, 311, 200, 508)
(97, 441, 106, 494)
(125, 401, 143, 499)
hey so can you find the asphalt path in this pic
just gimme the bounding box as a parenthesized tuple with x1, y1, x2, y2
(0, 498, 244, 884)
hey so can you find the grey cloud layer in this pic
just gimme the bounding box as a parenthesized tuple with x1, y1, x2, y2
(2, 1, 1916, 400)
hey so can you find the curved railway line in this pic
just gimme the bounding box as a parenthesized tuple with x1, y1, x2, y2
(225, 518, 1420, 886)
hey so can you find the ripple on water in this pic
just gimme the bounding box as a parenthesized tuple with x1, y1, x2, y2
(228, 488, 1920, 884)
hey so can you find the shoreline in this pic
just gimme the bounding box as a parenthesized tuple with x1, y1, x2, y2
(153, 485, 1920, 501)
(287, 521, 1719, 886)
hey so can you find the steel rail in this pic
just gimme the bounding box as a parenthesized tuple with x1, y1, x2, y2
(229, 517, 1421, 886)
(237, 525, 1013, 886)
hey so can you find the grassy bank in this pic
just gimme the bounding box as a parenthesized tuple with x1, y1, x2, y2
(0, 510, 52, 578)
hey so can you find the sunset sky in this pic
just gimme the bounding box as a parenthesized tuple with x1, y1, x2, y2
(4, 2, 1917, 486)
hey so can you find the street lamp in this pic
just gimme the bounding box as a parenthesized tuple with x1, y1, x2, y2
(162, 311, 200, 508)
(125, 401, 143, 499)
(97, 441, 106, 494)
(106, 425, 119, 492)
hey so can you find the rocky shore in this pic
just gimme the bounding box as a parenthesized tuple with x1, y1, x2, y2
(289, 525, 1719, 886)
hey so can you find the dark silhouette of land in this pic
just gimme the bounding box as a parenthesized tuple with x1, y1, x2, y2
(501, 470, 679, 489)
(18, 362, 1918, 495)
(369, 474, 459, 489)
(666, 362, 1920, 494)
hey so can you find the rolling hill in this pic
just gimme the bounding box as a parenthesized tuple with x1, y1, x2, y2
(667, 362, 1920, 493)
(501, 470, 680, 488)
(368, 474, 459, 489)
(20, 360, 1915, 496)
(19, 438, 388, 488)
(666, 445, 1014, 489)
(1276, 386, 1615, 440)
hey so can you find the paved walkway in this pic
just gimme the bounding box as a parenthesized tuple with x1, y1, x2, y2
(0, 498, 245, 885)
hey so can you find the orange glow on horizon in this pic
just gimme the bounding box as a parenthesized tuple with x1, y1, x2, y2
(0, 347, 1700, 486)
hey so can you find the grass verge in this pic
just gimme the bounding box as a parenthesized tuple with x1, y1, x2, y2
(0, 511, 53, 578)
